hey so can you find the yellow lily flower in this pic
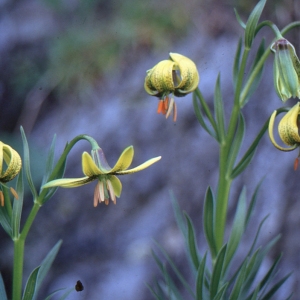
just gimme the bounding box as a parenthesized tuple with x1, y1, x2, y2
(144, 53, 199, 122)
(271, 38, 300, 102)
(0, 141, 22, 205)
(42, 146, 161, 206)
(268, 102, 300, 152)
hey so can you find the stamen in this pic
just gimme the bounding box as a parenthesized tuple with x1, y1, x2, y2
(173, 102, 177, 122)
(294, 157, 299, 171)
(166, 97, 174, 119)
(0, 191, 4, 207)
(99, 181, 105, 203)
(10, 187, 19, 200)
(107, 179, 116, 204)
(157, 100, 164, 114)
(163, 96, 169, 112)
(93, 183, 100, 207)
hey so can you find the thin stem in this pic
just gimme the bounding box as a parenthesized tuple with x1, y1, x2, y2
(12, 238, 25, 300)
(214, 48, 250, 251)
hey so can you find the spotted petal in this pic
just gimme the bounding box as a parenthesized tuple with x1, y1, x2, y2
(109, 175, 122, 197)
(110, 146, 134, 173)
(82, 152, 104, 176)
(42, 176, 94, 189)
(117, 156, 161, 174)
(170, 53, 200, 96)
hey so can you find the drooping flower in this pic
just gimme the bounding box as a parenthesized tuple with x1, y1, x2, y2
(0, 141, 22, 205)
(271, 38, 300, 102)
(144, 53, 199, 122)
(42, 146, 161, 206)
(268, 102, 300, 152)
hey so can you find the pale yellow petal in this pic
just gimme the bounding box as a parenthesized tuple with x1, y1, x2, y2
(110, 146, 134, 173)
(268, 110, 297, 151)
(117, 156, 161, 174)
(42, 176, 93, 189)
(82, 152, 103, 176)
(278, 102, 300, 145)
(169, 53, 199, 94)
(109, 175, 122, 197)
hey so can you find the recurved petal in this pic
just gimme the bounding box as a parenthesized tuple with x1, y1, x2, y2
(0, 143, 22, 182)
(110, 146, 134, 173)
(82, 152, 104, 176)
(278, 102, 300, 145)
(109, 175, 122, 197)
(117, 156, 161, 174)
(144, 60, 176, 96)
(268, 110, 297, 151)
(169, 53, 199, 95)
(42, 176, 93, 189)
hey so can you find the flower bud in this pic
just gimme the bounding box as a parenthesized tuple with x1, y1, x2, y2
(271, 38, 300, 102)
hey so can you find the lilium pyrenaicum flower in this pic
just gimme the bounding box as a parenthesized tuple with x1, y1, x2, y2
(42, 146, 161, 206)
(144, 53, 199, 122)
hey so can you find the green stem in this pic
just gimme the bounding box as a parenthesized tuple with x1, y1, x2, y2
(214, 48, 250, 251)
(12, 238, 25, 300)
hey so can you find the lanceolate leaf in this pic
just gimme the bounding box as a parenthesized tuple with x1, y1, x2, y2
(214, 74, 226, 142)
(233, 38, 243, 89)
(12, 171, 24, 239)
(244, 0, 267, 48)
(210, 244, 227, 299)
(184, 212, 200, 270)
(20, 127, 38, 200)
(0, 273, 7, 300)
(224, 187, 247, 272)
(203, 187, 217, 259)
(196, 253, 207, 300)
(22, 267, 40, 300)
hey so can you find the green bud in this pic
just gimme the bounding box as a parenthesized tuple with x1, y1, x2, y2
(271, 38, 300, 102)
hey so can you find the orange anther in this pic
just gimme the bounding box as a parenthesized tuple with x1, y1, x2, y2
(294, 157, 299, 171)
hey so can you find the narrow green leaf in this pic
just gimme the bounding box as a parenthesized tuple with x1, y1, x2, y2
(258, 253, 282, 294)
(33, 240, 63, 300)
(44, 288, 74, 300)
(0, 194, 12, 237)
(184, 212, 200, 270)
(170, 192, 187, 241)
(227, 113, 245, 173)
(146, 282, 165, 300)
(0, 273, 8, 300)
(214, 74, 226, 142)
(153, 242, 195, 298)
(210, 244, 227, 299)
(22, 267, 40, 300)
(12, 171, 24, 239)
(231, 117, 269, 179)
(260, 273, 292, 300)
(241, 39, 265, 106)
(224, 187, 247, 272)
(41, 135, 57, 186)
(229, 261, 247, 300)
(245, 178, 264, 228)
(234, 8, 246, 29)
(203, 187, 217, 259)
(193, 91, 218, 140)
(196, 253, 207, 300)
(249, 286, 259, 300)
(244, 0, 267, 48)
(20, 127, 38, 199)
(233, 38, 243, 89)
(213, 283, 228, 300)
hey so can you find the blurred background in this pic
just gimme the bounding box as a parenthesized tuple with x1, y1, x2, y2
(1, 0, 300, 299)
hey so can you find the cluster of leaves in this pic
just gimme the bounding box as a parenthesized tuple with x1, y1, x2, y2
(148, 0, 295, 299)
